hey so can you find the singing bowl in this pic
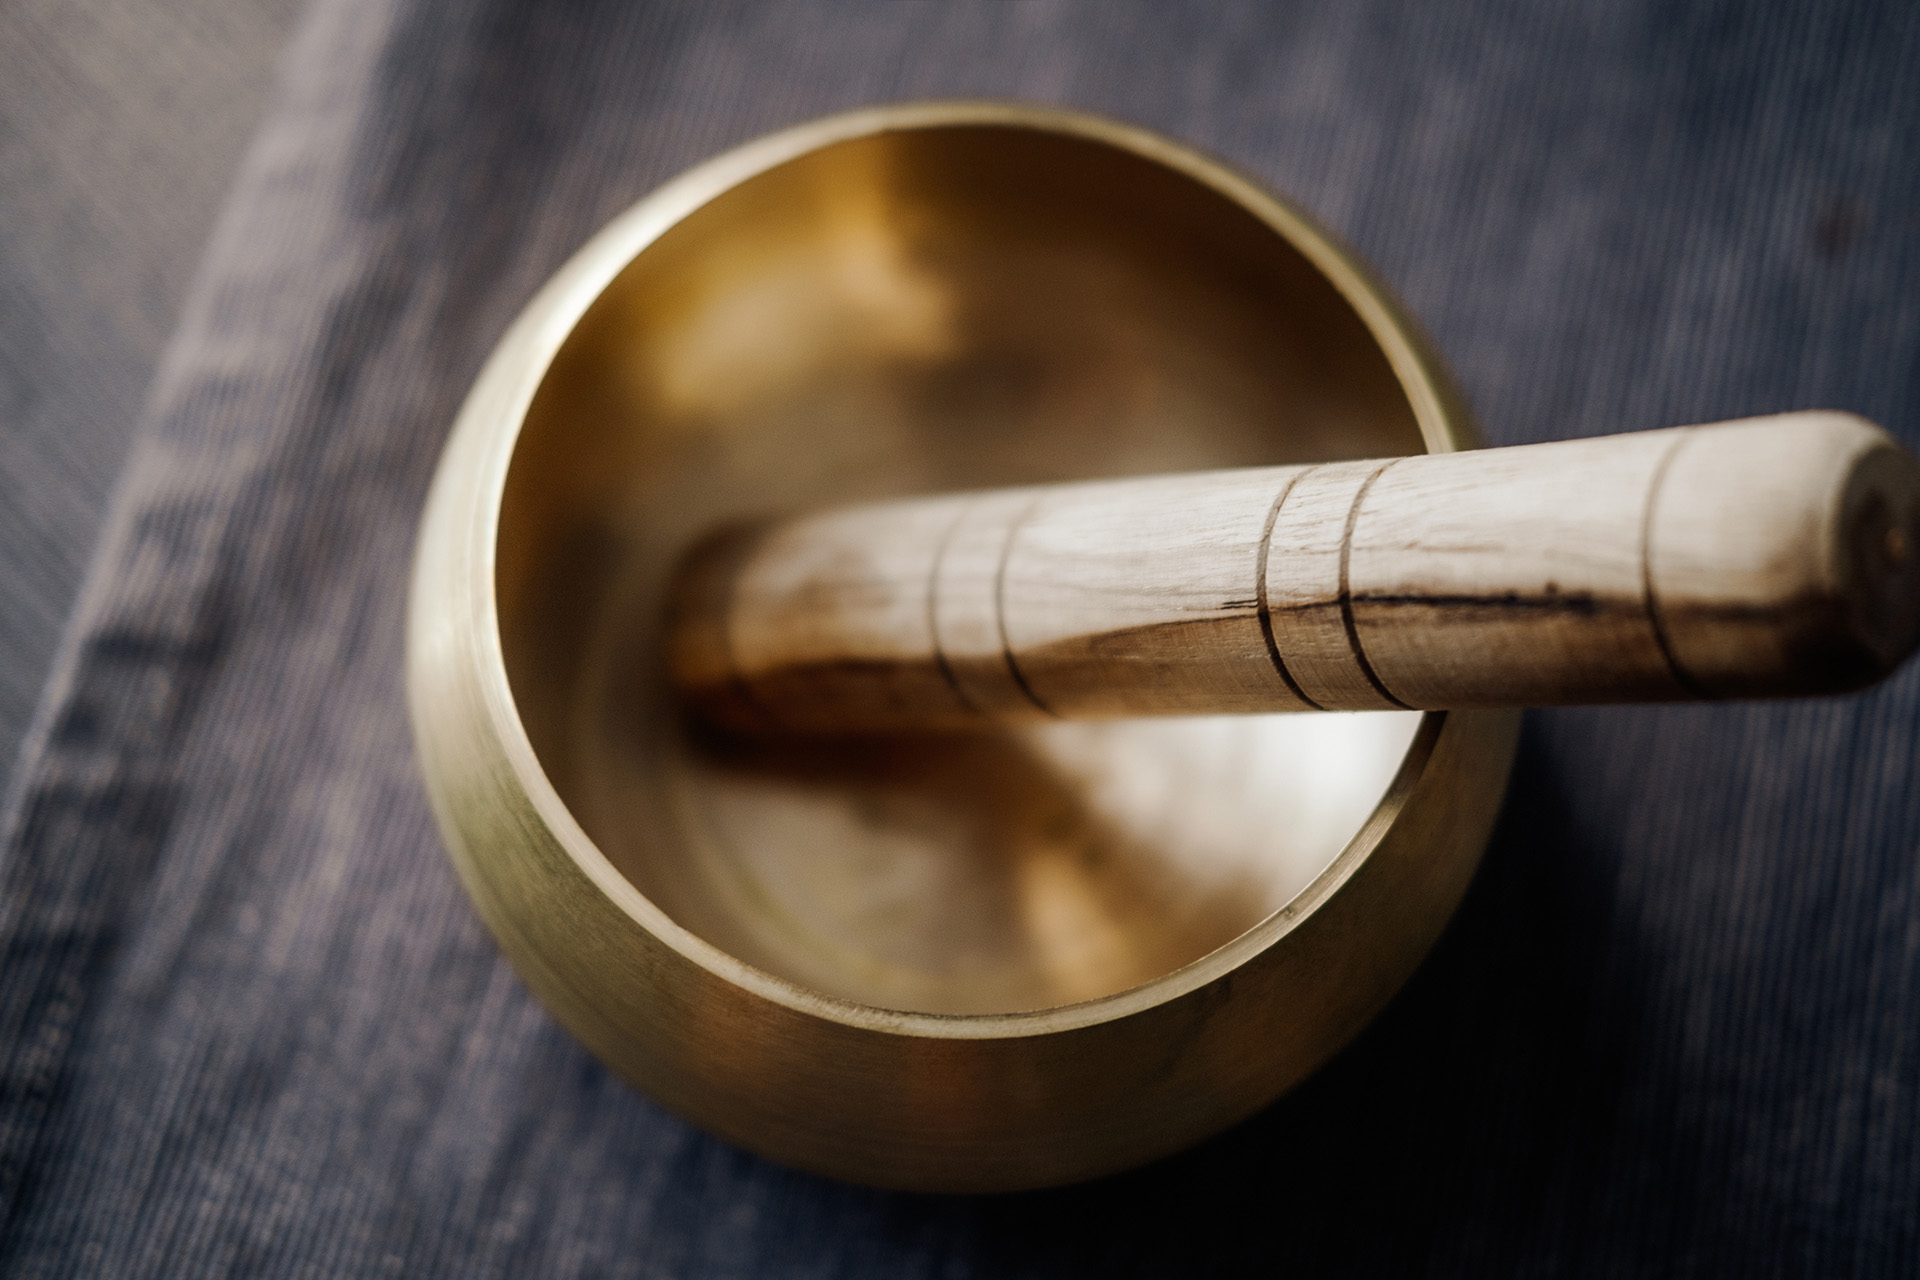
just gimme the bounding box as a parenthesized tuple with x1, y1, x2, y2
(407, 101, 1520, 1192)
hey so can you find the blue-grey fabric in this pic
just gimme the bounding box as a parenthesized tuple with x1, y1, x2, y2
(0, 0, 301, 781)
(3, 1, 1919, 1274)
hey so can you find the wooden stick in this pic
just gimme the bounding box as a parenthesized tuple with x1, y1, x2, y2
(668, 411, 1920, 734)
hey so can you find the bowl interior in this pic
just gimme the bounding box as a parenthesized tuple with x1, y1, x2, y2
(496, 120, 1427, 1015)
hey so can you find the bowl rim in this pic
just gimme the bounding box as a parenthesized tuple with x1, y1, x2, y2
(447, 98, 1474, 1043)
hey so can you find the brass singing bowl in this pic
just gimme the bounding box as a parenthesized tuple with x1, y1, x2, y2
(407, 102, 1520, 1192)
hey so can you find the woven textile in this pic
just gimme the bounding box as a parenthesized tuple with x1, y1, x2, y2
(3, 2, 1918, 1274)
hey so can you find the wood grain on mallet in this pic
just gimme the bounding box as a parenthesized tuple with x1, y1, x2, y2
(667, 411, 1920, 734)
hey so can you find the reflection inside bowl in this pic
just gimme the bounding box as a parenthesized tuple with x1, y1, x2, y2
(645, 712, 1421, 1015)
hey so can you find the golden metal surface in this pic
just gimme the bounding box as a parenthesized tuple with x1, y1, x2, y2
(407, 101, 1520, 1191)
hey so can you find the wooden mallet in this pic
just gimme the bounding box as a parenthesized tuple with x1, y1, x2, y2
(670, 411, 1920, 735)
